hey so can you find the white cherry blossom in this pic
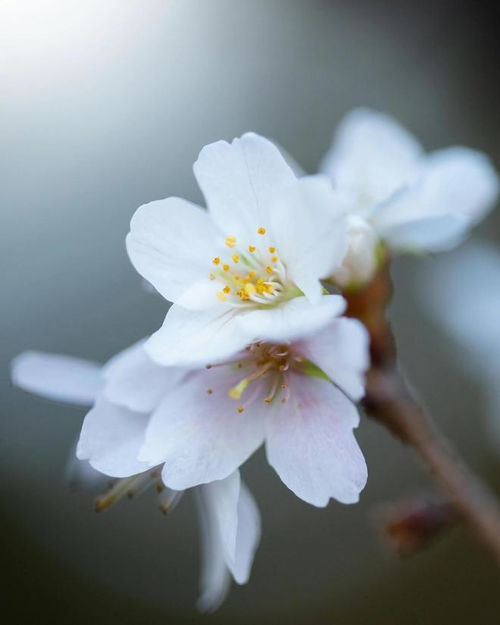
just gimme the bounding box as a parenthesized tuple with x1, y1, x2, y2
(321, 108, 499, 287)
(11, 349, 260, 612)
(126, 132, 352, 367)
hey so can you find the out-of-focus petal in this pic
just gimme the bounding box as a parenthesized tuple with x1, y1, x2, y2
(195, 489, 231, 613)
(269, 175, 349, 302)
(266, 374, 367, 507)
(193, 132, 296, 241)
(77, 396, 150, 478)
(320, 108, 422, 203)
(126, 197, 218, 305)
(103, 339, 186, 413)
(11, 351, 101, 406)
(296, 317, 369, 401)
(139, 367, 266, 489)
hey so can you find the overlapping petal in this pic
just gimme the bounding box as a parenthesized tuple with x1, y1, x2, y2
(126, 197, 218, 304)
(320, 108, 422, 204)
(193, 132, 296, 240)
(139, 367, 267, 488)
(265, 374, 367, 507)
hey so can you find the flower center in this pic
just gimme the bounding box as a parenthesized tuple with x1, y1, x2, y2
(205, 342, 306, 413)
(209, 227, 287, 306)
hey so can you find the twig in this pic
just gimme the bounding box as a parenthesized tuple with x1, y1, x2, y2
(346, 262, 500, 563)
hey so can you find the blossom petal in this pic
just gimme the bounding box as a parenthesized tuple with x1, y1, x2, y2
(296, 317, 369, 401)
(77, 396, 150, 478)
(236, 295, 346, 344)
(145, 304, 247, 367)
(269, 175, 349, 302)
(200, 471, 261, 586)
(126, 197, 218, 305)
(139, 367, 266, 489)
(265, 374, 367, 507)
(422, 147, 499, 223)
(373, 148, 498, 252)
(193, 132, 296, 240)
(103, 339, 186, 413)
(195, 489, 231, 613)
(11, 351, 101, 406)
(320, 108, 422, 202)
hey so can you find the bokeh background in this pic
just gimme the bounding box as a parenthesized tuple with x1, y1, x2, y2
(1, 1, 500, 623)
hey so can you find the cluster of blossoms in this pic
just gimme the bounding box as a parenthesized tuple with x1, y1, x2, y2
(12, 109, 498, 610)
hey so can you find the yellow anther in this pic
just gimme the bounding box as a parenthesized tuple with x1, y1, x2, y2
(265, 265, 273, 274)
(248, 271, 256, 280)
(222, 285, 231, 294)
(217, 291, 227, 302)
(209, 272, 216, 280)
(236, 289, 249, 300)
(271, 256, 278, 263)
(232, 254, 240, 264)
(237, 406, 245, 413)
(234, 274, 240, 280)
(225, 235, 237, 248)
(212, 257, 220, 265)
(222, 264, 230, 272)
(248, 245, 256, 252)
(244, 283, 256, 296)
(268, 247, 276, 253)
(257, 227, 266, 235)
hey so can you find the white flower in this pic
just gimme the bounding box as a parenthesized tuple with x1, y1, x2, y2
(321, 108, 499, 286)
(126, 132, 352, 367)
(24, 302, 367, 507)
(11, 349, 260, 612)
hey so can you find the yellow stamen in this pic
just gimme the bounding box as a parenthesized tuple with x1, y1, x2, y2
(212, 257, 220, 265)
(271, 256, 278, 263)
(237, 406, 245, 413)
(225, 235, 237, 248)
(257, 227, 266, 235)
(248, 271, 256, 280)
(232, 254, 240, 264)
(268, 247, 276, 253)
(244, 283, 256, 296)
(228, 361, 275, 399)
(265, 265, 273, 274)
(222, 264, 230, 272)
(248, 245, 256, 252)
(222, 285, 231, 294)
(217, 291, 227, 302)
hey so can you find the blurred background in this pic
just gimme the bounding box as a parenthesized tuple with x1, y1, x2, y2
(1, 1, 500, 623)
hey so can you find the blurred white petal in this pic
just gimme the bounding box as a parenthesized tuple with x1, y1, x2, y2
(11, 351, 101, 406)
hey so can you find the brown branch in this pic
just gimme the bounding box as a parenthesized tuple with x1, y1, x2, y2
(346, 262, 500, 563)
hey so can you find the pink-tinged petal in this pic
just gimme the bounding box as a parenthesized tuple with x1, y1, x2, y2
(103, 339, 186, 413)
(193, 132, 296, 240)
(145, 304, 248, 367)
(320, 108, 422, 203)
(77, 396, 150, 478)
(11, 351, 101, 407)
(296, 318, 369, 401)
(126, 197, 218, 305)
(269, 175, 349, 302)
(265, 374, 367, 507)
(139, 367, 266, 489)
(236, 295, 346, 344)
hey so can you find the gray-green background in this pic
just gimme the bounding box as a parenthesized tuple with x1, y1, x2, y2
(1, 1, 499, 623)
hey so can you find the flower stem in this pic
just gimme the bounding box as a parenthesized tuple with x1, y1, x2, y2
(347, 262, 500, 563)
